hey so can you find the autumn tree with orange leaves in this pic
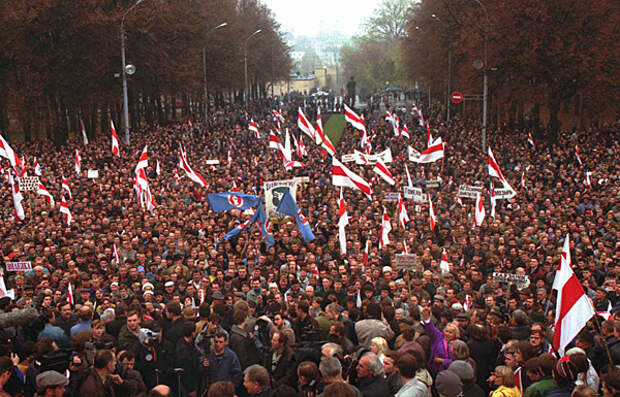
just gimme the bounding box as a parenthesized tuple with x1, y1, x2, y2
(0, 0, 291, 143)
(404, 0, 619, 135)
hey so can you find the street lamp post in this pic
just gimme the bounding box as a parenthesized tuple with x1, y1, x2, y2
(202, 22, 228, 122)
(244, 29, 262, 106)
(473, 0, 489, 152)
(121, 0, 146, 146)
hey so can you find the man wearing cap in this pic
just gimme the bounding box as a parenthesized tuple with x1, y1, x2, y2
(435, 369, 463, 397)
(35, 370, 68, 397)
(449, 360, 484, 397)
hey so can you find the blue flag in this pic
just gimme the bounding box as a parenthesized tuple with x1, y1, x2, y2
(224, 210, 259, 241)
(256, 202, 275, 248)
(207, 192, 258, 212)
(276, 191, 315, 242)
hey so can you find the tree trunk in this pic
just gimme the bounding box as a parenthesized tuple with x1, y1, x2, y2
(549, 96, 560, 141)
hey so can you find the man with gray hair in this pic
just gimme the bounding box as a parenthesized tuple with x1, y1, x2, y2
(354, 352, 391, 397)
(318, 357, 362, 397)
(321, 342, 343, 359)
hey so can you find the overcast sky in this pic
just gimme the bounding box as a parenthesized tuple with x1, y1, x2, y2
(261, 0, 383, 37)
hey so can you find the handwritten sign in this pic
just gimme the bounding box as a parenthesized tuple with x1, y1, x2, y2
(458, 184, 484, 198)
(5, 261, 32, 271)
(492, 272, 529, 289)
(403, 187, 428, 203)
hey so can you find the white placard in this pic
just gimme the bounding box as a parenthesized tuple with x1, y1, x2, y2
(403, 186, 428, 203)
(355, 148, 393, 165)
(205, 160, 220, 165)
(458, 184, 484, 198)
(17, 176, 40, 192)
(5, 261, 32, 271)
(87, 169, 99, 179)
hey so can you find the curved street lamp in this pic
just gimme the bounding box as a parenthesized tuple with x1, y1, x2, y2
(244, 29, 262, 106)
(473, 0, 489, 152)
(202, 22, 228, 122)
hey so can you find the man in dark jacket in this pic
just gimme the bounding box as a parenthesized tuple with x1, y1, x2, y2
(229, 310, 260, 369)
(163, 301, 188, 347)
(265, 331, 296, 388)
(293, 301, 320, 342)
(175, 322, 202, 397)
(78, 350, 120, 397)
(353, 352, 391, 397)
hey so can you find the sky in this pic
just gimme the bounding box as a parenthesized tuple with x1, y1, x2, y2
(261, 0, 383, 37)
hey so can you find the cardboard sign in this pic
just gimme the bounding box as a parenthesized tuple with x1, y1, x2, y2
(263, 179, 299, 220)
(17, 176, 40, 192)
(341, 153, 357, 163)
(403, 187, 428, 203)
(425, 180, 440, 189)
(354, 148, 393, 165)
(492, 272, 529, 289)
(494, 187, 516, 199)
(384, 192, 400, 202)
(458, 184, 484, 198)
(5, 261, 32, 271)
(395, 254, 418, 269)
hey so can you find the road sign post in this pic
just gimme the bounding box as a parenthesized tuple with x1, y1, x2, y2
(451, 92, 463, 103)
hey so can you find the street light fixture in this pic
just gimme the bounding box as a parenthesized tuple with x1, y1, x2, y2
(244, 29, 262, 106)
(202, 22, 228, 122)
(121, 0, 147, 146)
(473, 0, 489, 152)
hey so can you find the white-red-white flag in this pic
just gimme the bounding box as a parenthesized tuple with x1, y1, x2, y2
(0, 134, 22, 170)
(81, 119, 88, 146)
(59, 196, 72, 225)
(398, 194, 409, 229)
(113, 244, 120, 265)
(179, 147, 208, 187)
(248, 119, 260, 139)
(527, 132, 534, 147)
(575, 145, 582, 166)
(418, 108, 425, 127)
(61, 176, 72, 200)
(338, 188, 348, 255)
(33, 157, 42, 176)
(37, 183, 55, 207)
(404, 163, 413, 188)
(343, 104, 367, 147)
(74, 149, 81, 174)
(400, 124, 410, 139)
(332, 157, 372, 200)
(111, 121, 120, 157)
(379, 207, 391, 249)
(426, 125, 433, 147)
(440, 249, 450, 274)
(315, 107, 336, 156)
(8, 171, 24, 221)
(475, 193, 485, 226)
(227, 149, 232, 168)
(521, 172, 526, 189)
(552, 234, 595, 355)
(373, 159, 395, 185)
(298, 135, 307, 158)
(409, 138, 444, 163)
(297, 108, 316, 142)
(429, 196, 436, 231)
(402, 239, 409, 254)
(156, 159, 161, 176)
(488, 146, 514, 192)
(585, 171, 592, 188)
(490, 184, 496, 219)
(135, 145, 148, 173)
(67, 282, 74, 304)
(457, 194, 463, 206)
(284, 161, 305, 168)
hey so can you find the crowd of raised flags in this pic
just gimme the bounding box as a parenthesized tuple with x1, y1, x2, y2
(0, 95, 612, 373)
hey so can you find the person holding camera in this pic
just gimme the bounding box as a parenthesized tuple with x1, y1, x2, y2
(174, 322, 202, 397)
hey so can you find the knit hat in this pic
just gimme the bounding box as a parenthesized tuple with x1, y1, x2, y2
(448, 360, 474, 381)
(436, 369, 463, 397)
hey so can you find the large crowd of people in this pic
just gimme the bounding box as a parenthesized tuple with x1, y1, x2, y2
(0, 97, 618, 397)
